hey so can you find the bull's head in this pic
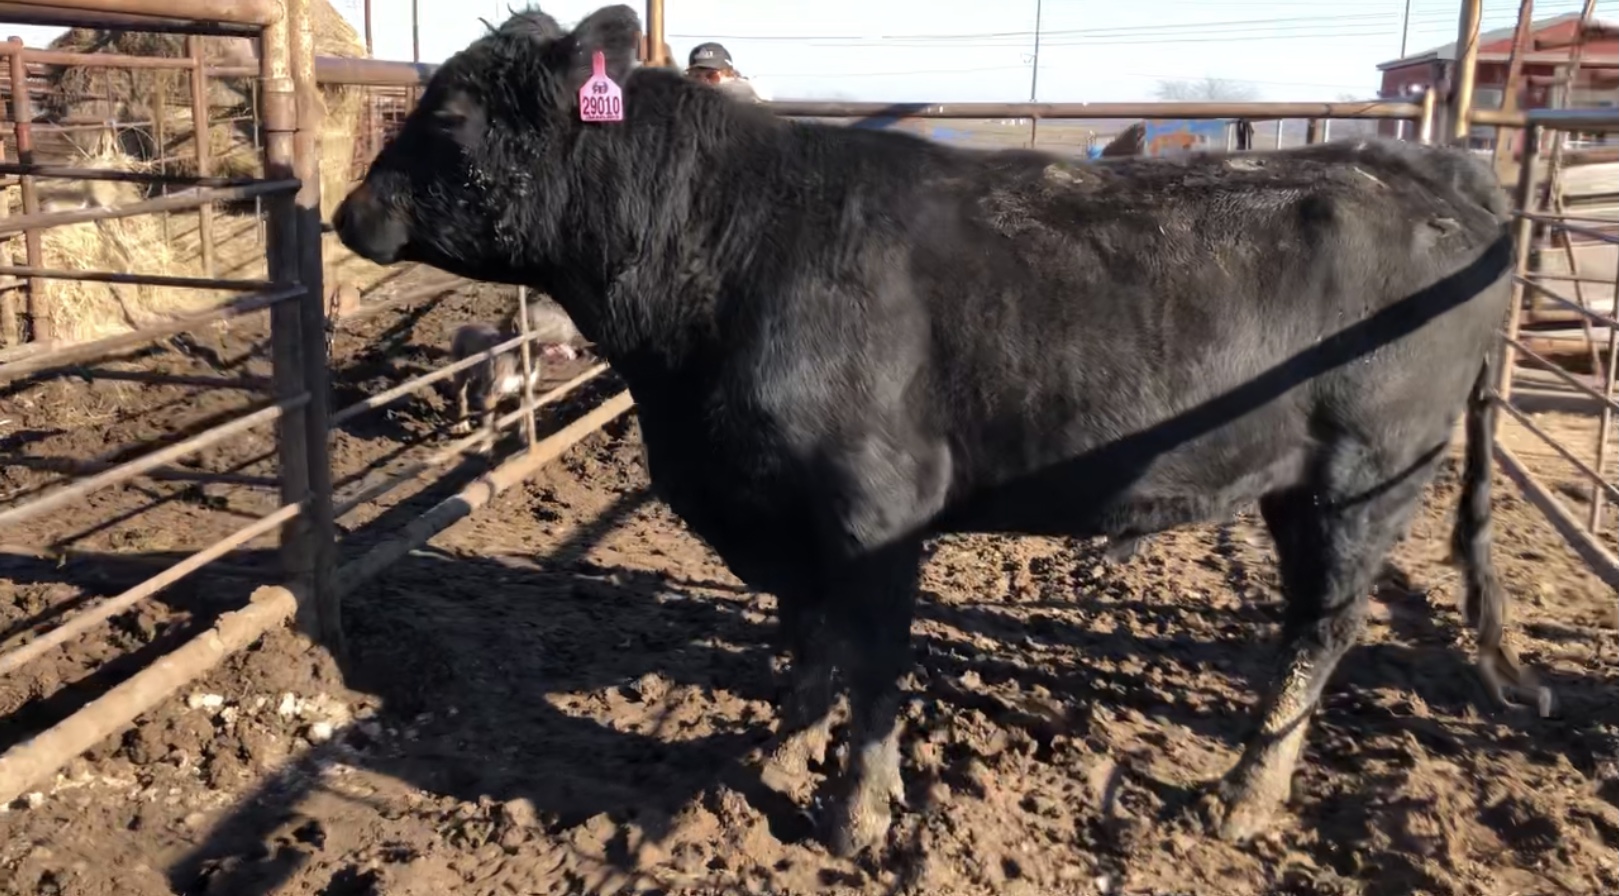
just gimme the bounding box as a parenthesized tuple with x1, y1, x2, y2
(332, 4, 642, 286)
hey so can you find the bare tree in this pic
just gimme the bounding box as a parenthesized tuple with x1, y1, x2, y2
(1153, 77, 1260, 102)
(1329, 92, 1380, 138)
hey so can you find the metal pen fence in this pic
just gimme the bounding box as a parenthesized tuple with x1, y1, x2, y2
(0, 0, 628, 807)
(1448, 0, 1619, 591)
(0, 0, 322, 806)
(1497, 108, 1619, 589)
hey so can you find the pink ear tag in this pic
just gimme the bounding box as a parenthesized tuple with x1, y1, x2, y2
(578, 50, 624, 123)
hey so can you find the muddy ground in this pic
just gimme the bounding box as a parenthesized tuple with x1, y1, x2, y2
(2, 271, 1618, 896)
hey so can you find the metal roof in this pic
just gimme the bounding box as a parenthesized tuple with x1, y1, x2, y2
(1376, 12, 1590, 70)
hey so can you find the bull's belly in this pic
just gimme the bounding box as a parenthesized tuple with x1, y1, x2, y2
(644, 465, 820, 596)
(935, 447, 1305, 540)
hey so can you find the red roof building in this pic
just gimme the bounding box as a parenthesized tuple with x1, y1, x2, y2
(1376, 12, 1619, 145)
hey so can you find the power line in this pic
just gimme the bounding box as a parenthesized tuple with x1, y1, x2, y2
(667, 13, 1409, 43)
(669, 0, 1605, 47)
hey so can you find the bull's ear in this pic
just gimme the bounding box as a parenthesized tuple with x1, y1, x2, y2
(560, 4, 641, 89)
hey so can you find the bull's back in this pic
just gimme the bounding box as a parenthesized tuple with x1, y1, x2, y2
(913, 138, 1511, 532)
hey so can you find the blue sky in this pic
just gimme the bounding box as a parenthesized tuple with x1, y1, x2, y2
(6, 0, 1617, 102)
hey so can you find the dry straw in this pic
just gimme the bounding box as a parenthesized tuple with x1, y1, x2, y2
(8, 0, 374, 344)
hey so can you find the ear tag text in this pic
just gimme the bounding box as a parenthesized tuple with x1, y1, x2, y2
(579, 50, 624, 123)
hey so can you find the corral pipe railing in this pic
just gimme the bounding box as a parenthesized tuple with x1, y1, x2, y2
(1447, 0, 1619, 592)
(289, 53, 1433, 124)
(0, 0, 340, 806)
(0, 2, 259, 35)
(764, 100, 1427, 122)
(2, 0, 279, 26)
(1495, 107, 1619, 590)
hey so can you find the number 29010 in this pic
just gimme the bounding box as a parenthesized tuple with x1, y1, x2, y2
(581, 95, 622, 120)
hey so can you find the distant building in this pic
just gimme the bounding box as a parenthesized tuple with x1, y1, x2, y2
(1375, 12, 1619, 147)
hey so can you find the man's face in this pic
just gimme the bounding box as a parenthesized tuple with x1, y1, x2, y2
(686, 66, 727, 84)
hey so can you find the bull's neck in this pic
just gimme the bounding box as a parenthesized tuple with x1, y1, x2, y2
(546, 82, 778, 378)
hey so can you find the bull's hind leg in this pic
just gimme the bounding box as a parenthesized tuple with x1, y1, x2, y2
(823, 540, 923, 859)
(1208, 446, 1440, 842)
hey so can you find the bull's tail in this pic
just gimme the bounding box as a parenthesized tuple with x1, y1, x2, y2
(1450, 353, 1554, 716)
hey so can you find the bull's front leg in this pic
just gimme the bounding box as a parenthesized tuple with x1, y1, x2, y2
(757, 590, 837, 802)
(821, 539, 923, 859)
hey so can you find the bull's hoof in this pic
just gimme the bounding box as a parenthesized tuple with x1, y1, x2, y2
(826, 792, 893, 859)
(1478, 651, 1556, 718)
(757, 730, 825, 801)
(823, 751, 905, 859)
(1197, 778, 1279, 844)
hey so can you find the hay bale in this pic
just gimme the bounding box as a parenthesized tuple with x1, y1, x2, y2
(41, 0, 368, 216)
(2, 135, 236, 343)
(8, 0, 373, 343)
(31, 127, 145, 212)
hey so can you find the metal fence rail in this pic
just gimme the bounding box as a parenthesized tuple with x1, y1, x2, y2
(0, 0, 333, 807)
(1445, 0, 1619, 592)
(1496, 108, 1619, 589)
(0, 0, 630, 808)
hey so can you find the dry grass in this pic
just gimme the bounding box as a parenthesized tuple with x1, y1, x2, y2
(34, 217, 210, 343)
(15, 0, 374, 344)
(7, 210, 405, 346)
(43, 0, 366, 215)
(4, 128, 398, 346)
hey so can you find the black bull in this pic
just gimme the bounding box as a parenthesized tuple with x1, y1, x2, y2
(333, 4, 1553, 859)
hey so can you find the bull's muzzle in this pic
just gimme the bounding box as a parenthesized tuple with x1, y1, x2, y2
(332, 180, 410, 266)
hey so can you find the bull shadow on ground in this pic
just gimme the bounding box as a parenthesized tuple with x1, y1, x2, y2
(152, 499, 1615, 896)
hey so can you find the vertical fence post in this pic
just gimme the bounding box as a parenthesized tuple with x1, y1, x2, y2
(1591, 239, 1619, 534)
(1305, 118, 1322, 144)
(1452, 0, 1483, 145)
(1497, 124, 1540, 415)
(288, 0, 343, 657)
(188, 35, 215, 279)
(1418, 87, 1436, 144)
(154, 75, 170, 248)
(251, 77, 266, 246)
(7, 37, 44, 343)
(515, 286, 539, 449)
(1274, 118, 1284, 149)
(259, 6, 318, 639)
(0, 75, 14, 347)
(646, 0, 666, 67)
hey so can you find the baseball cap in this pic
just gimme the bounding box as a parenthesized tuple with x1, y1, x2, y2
(688, 42, 732, 71)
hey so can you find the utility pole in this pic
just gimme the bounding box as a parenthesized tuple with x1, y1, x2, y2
(411, 0, 421, 62)
(1399, 0, 1413, 57)
(1029, 0, 1043, 102)
(1028, 0, 1043, 147)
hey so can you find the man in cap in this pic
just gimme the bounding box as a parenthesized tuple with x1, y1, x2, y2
(685, 41, 769, 103)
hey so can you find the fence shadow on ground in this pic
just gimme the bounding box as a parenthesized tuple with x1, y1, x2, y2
(140, 489, 1617, 896)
